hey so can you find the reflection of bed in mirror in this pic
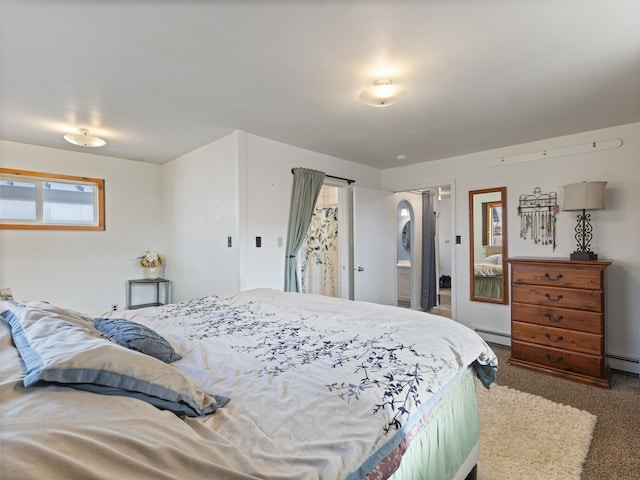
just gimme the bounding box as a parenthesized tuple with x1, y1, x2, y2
(474, 248, 503, 299)
(469, 186, 508, 304)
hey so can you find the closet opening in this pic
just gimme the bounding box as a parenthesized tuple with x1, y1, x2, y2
(393, 184, 454, 319)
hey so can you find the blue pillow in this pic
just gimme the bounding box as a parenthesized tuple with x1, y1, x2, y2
(93, 317, 181, 363)
(1, 303, 228, 417)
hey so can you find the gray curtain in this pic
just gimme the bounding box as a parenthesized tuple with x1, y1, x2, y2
(421, 191, 437, 309)
(284, 168, 326, 292)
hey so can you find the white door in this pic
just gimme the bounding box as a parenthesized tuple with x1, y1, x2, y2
(353, 186, 396, 305)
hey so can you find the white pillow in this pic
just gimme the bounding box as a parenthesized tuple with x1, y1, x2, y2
(1, 301, 228, 417)
(483, 254, 502, 264)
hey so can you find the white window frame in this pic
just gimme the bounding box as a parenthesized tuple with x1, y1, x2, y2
(0, 168, 105, 231)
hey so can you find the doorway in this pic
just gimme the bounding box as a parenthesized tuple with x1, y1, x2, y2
(394, 184, 454, 318)
(299, 181, 354, 299)
(396, 200, 413, 308)
(300, 184, 341, 297)
(298, 182, 397, 306)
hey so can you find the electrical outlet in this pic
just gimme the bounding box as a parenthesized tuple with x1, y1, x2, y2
(111, 304, 118, 312)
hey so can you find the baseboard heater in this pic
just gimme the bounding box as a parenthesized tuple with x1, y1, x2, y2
(474, 329, 640, 377)
(474, 329, 510, 339)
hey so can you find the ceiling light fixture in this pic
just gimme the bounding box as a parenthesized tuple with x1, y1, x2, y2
(63, 129, 106, 147)
(359, 79, 407, 107)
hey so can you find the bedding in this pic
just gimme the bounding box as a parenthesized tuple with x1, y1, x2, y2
(1, 301, 227, 417)
(474, 255, 503, 298)
(0, 288, 497, 480)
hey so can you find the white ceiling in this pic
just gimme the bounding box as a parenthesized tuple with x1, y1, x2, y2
(2, 1, 639, 169)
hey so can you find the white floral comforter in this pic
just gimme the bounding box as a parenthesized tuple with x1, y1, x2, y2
(1, 289, 496, 479)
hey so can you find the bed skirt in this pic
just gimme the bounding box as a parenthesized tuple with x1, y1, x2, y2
(388, 366, 480, 480)
(474, 275, 503, 299)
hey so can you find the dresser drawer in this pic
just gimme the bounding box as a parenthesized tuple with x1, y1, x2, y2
(511, 303, 602, 334)
(512, 284, 603, 312)
(512, 321, 602, 355)
(512, 341, 603, 378)
(511, 263, 603, 290)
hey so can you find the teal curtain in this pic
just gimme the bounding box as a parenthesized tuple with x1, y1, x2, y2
(284, 168, 326, 292)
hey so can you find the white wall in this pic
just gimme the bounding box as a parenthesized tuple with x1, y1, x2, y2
(162, 132, 241, 302)
(438, 195, 452, 277)
(1, 131, 382, 312)
(0, 140, 164, 314)
(160, 131, 383, 298)
(382, 122, 640, 371)
(241, 133, 382, 291)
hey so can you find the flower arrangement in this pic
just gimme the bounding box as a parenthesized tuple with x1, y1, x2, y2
(138, 250, 163, 268)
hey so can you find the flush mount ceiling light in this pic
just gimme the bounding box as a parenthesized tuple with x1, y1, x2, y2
(63, 129, 106, 147)
(359, 79, 407, 107)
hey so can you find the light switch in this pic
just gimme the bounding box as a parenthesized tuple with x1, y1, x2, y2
(277, 236, 283, 247)
(256, 236, 262, 248)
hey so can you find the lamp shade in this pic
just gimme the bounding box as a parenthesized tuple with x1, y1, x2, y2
(562, 181, 607, 211)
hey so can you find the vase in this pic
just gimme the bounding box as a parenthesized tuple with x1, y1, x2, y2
(145, 267, 159, 280)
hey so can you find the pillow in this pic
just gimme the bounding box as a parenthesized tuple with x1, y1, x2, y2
(0, 303, 228, 417)
(0, 288, 14, 301)
(483, 254, 502, 264)
(93, 317, 181, 363)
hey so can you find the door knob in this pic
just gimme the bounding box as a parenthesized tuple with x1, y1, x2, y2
(356, 266, 364, 272)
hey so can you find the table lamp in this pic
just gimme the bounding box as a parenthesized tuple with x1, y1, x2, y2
(562, 181, 607, 260)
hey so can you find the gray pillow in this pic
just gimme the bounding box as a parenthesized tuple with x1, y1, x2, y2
(1, 302, 228, 417)
(93, 317, 181, 363)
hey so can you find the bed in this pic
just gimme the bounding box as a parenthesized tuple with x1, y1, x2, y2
(474, 253, 503, 299)
(0, 288, 497, 480)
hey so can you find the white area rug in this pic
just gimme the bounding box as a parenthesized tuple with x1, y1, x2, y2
(475, 381, 597, 480)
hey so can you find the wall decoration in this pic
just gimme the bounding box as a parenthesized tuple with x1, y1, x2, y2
(517, 187, 559, 250)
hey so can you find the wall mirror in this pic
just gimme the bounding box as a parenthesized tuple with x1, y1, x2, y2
(469, 187, 509, 304)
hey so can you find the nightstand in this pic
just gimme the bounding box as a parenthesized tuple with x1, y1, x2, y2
(127, 278, 171, 310)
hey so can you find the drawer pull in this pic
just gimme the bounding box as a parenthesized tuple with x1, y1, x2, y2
(544, 272, 564, 281)
(545, 354, 564, 364)
(544, 333, 564, 343)
(544, 293, 564, 302)
(543, 313, 564, 323)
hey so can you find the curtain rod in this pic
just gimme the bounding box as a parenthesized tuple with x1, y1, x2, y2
(291, 168, 355, 185)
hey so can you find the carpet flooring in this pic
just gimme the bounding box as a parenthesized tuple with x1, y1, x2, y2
(490, 345, 640, 480)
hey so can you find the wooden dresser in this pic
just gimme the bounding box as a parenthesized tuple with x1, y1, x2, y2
(507, 257, 612, 388)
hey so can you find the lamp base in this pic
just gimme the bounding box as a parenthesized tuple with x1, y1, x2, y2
(570, 251, 598, 261)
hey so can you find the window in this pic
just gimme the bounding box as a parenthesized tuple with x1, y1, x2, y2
(0, 168, 105, 230)
(481, 200, 502, 246)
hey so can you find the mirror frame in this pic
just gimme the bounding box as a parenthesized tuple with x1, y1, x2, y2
(469, 187, 509, 304)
